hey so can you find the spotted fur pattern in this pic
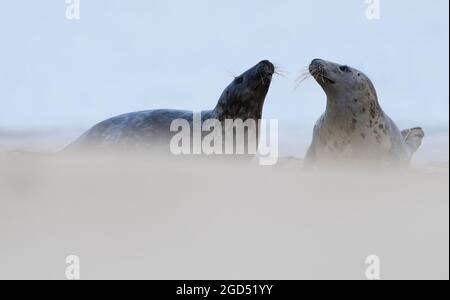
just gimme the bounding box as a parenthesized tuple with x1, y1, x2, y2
(305, 59, 424, 168)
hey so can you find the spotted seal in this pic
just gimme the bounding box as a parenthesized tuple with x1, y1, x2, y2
(65, 60, 275, 154)
(305, 59, 424, 168)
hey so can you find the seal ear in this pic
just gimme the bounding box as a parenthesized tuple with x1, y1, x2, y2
(401, 127, 425, 154)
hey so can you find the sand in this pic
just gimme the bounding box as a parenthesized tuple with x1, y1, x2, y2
(0, 149, 448, 280)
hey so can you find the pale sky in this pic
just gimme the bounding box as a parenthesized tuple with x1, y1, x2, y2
(0, 0, 448, 136)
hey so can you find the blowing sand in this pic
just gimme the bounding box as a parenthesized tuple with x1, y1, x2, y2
(0, 151, 448, 280)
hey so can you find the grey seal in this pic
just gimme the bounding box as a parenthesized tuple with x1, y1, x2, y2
(65, 60, 275, 153)
(305, 59, 424, 168)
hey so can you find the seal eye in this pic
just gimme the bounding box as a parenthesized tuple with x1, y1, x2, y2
(339, 66, 351, 73)
(235, 77, 244, 84)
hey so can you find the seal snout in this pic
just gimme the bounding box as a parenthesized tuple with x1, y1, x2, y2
(258, 60, 275, 77)
(309, 58, 335, 85)
(309, 58, 324, 73)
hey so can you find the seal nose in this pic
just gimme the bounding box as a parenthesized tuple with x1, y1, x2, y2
(311, 59, 324, 67)
(258, 60, 275, 75)
(310, 59, 324, 73)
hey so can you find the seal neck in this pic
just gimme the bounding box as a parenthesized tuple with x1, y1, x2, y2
(212, 97, 266, 121)
(325, 95, 382, 124)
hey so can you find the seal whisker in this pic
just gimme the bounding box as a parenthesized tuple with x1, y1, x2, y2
(320, 67, 325, 83)
(274, 70, 288, 79)
(295, 66, 314, 88)
(259, 72, 266, 86)
(295, 66, 310, 77)
(255, 71, 265, 88)
(273, 64, 288, 78)
(295, 74, 311, 88)
(227, 71, 237, 79)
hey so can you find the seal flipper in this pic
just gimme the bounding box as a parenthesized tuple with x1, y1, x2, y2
(401, 127, 425, 154)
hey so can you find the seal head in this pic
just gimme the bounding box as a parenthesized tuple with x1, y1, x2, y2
(211, 60, 275, 121)
(309, 58, 379, 112)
